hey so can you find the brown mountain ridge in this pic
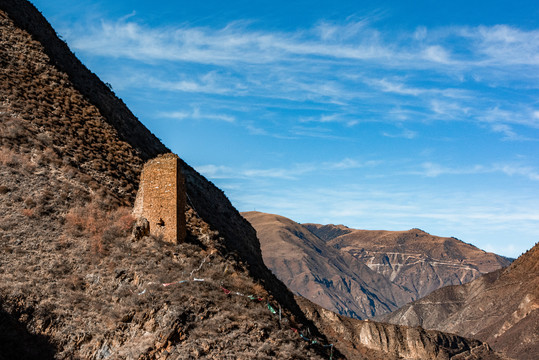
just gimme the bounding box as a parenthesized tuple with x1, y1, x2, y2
(0, 1, 334, 357)
(243, 211, 511, 320)
(304, 224, 511, 300)
(241, 211, 415, 319)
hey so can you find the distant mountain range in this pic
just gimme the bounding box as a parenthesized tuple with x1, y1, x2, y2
(243, 211, 511, 319)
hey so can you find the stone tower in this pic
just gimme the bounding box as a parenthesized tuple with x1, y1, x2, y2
(133, 153, 186, 244)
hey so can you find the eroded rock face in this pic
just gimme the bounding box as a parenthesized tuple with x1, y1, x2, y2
(131, 217, 150, 241)
(296, 296, 504, 360)
(380, 243, 539, 360)
(133, 153, 187, 244)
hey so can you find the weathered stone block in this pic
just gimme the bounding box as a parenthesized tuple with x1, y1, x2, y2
(133, 153, 186, 243)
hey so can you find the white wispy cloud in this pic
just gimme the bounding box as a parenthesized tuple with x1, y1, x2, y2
(196, 164, 310, 180)
(68, 19, 393, 65)
(196, 157, 379, 180)
(469, 25, 539, 66)
(495, 164, 539, 181)
(160, 107, 235, 123)
(366, 77, 471, 99)
(429, 100, 471, 119)
(290, 126, 346, 139)
(149, 72, 244, 94)
(412, 161, 539, 181)
(298, 113, 361, 126)
(63, 16, 539, 142)
(328, 158, 380, 170)
(490, 124, 522, 141)
(382, 129, 417, 139)
(479, 107, 539, 129)
(67, 17, 539, 70)
(417, 162, 486, 177)
(421, 45, 452, 64)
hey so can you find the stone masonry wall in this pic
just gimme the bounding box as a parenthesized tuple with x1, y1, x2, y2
(133, 153, 186, 243)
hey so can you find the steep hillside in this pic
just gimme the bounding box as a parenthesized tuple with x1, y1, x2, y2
(242, 211, 414, 319)
(380, 242, 539, 360)
(0, 0, 166, 162)
(305, 224, 353, 242)
(305, 224, 511, 299)
(0, 1, 334, 358)
(0, 0, 321, 334)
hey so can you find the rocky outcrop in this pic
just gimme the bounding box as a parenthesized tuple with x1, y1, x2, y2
(380, 243, 539, 360)
(296, 297, 504, 360)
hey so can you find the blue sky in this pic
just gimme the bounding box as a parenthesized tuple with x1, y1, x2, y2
(32, 0, 539, 258)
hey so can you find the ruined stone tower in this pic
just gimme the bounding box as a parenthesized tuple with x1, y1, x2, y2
(133, 153, 186, 244)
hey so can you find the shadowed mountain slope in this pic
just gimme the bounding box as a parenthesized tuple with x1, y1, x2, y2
(379, 242, 539, 360)
(305, 224, 511, 300)
(0, 0, 166, 162)
(242, 211, 414, 319)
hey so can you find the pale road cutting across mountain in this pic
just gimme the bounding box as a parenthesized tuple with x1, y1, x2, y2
(305, 223, 511, 299)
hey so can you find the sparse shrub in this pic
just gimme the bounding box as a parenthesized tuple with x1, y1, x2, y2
(37, 188, 54, 205)
(21, 208, 35, 218)
(2, 119, 27, 139)
(24, 197, 36, 208)
(66, 275, 85, 291)
(38, 147, 59, 166)
(114, 209, 136, 235)
(0, 147, 20, 167)
(36, 131, 52, 146)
